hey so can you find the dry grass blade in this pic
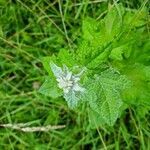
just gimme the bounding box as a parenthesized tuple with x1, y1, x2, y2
(0, 123, 66, 132)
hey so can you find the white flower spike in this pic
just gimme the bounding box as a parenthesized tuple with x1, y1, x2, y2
(50, 62, 85, 94)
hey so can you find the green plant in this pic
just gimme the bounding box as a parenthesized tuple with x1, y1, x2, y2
(39, 4, 150, 127)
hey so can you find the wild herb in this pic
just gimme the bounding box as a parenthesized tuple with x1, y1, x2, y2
(39, 4, 150, 126)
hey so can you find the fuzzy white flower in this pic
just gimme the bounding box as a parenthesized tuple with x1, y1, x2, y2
(50, 63, 85, 94)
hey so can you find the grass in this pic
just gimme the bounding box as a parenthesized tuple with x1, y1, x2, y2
(0, 0, 150, 149)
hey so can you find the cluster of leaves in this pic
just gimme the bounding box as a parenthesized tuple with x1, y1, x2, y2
(39, 4, 150, 126)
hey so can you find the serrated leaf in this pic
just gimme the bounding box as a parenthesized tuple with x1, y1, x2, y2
(78, 5, 125, 69)
(64, 91, 81, 109)
(84, 68, 130, 126)
(39, 76, 62, 99)
(100, 90, 122, 126)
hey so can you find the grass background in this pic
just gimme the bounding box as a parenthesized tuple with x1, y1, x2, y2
(0, 0, 150, 149)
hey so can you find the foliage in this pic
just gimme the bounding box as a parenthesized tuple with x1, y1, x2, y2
(39, 4, 150, 127)
(1, 0, 150, 149)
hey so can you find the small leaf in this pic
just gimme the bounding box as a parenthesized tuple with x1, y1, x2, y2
(42, 55, 58, 76)
(105, 4, 124, 39)
(50, 62, 63, 79)
(39, 76, 62, 99)
(64, 91, 81, 109)
(109, 47, 123, 61)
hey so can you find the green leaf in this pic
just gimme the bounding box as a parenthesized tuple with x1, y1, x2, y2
(87, 43, 112, 69)
(123, 7, 148, 28)
(100, 91, 122, 126)
(109, 46, 123, 61)
(39, 76, 62, 99)
(64, 91, 81, 109)
(82, 17, 99, 41)
(58, 49, 77, 67)
(104, 4, 124, 39)
(42, 49, 77, 76)
(42, 55, 58, 76)
(88, 109, 105, 129)
(98, 69, 127, 126)
(77, 5, 125, 68)
(122, 63, 150, 117)
(50, 62, 63, 79)
(84, 68, 130, 126)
